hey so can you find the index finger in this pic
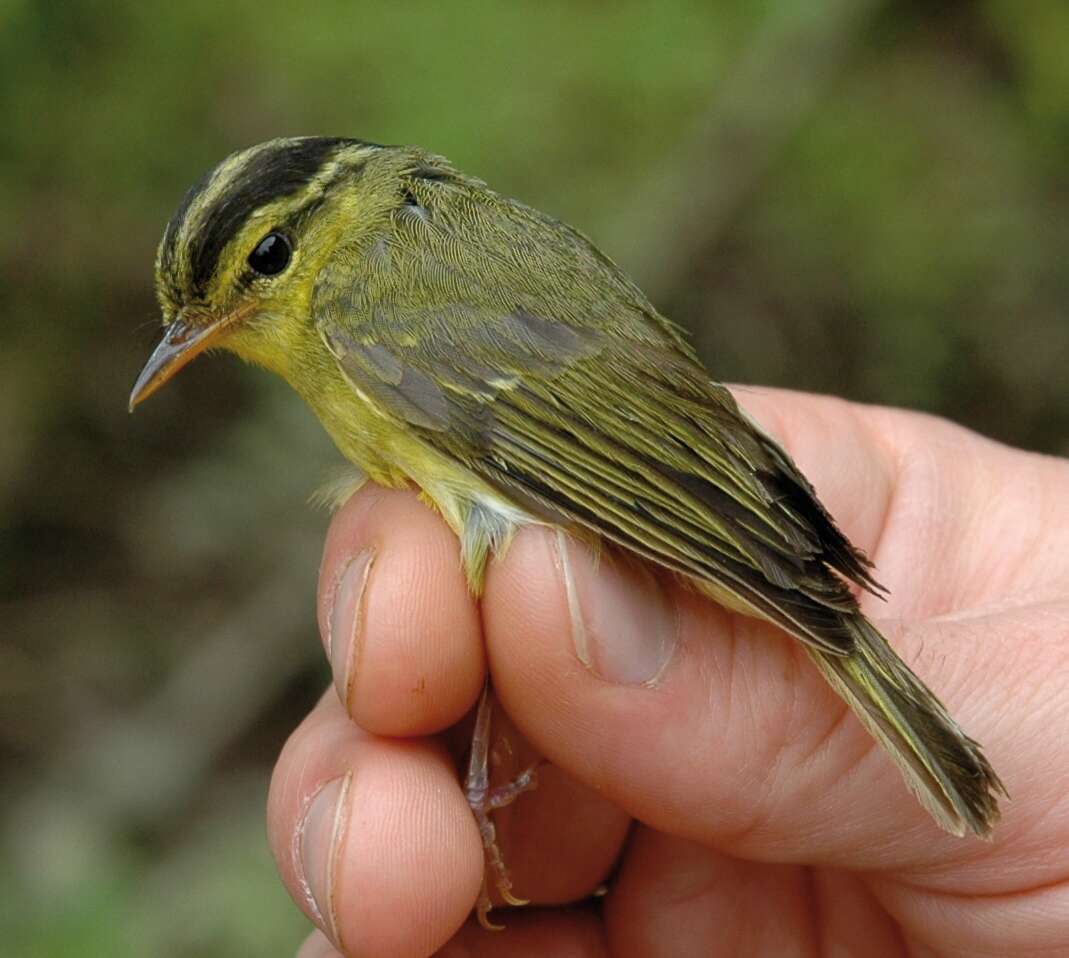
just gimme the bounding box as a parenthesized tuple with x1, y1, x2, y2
(735, 387, 1069, 616)
(316, 484, 485, 736)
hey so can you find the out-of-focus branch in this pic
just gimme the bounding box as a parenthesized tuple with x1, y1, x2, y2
(5, 548, 320, 899)
(606, 0, 884, 301)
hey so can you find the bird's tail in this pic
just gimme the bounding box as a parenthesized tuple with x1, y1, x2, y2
(809, 616, 1004, 837)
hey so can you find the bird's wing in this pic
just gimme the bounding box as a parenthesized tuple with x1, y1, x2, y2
(313, 179, 881, 654)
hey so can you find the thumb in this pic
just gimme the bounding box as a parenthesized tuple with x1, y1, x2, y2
(481, 525, 1009, 872)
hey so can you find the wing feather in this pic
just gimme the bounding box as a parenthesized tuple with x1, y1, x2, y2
(313, 172, 881, 655)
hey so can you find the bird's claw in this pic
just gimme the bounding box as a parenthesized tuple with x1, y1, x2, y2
(465, 683, 541, 930)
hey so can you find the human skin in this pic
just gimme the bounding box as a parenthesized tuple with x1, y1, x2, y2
(265, 388, 1069, 958)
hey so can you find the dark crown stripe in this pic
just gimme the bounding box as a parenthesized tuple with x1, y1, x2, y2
(159, 167, 214, 299)
(186, 137, 354, 296)
(274, 150, 370, 236)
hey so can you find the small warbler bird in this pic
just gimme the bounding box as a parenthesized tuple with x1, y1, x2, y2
(132, 137, 1003, 925)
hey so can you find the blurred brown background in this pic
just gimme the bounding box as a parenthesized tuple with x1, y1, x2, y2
(2, 2, 1067, 955)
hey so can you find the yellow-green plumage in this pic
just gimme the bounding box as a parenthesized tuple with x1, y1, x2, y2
(137, 136, 1003, 838)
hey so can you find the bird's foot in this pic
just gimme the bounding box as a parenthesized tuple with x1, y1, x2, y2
(464, 682, 541, 930)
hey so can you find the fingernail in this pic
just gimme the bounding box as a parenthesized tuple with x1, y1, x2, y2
(328, 550, 375, 710)
(297, 930, 344, 958)
(297, 772, 352, 947)
(554, 531, 677, 685)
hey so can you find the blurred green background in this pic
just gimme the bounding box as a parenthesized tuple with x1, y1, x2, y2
(3, 1, 1067, 954)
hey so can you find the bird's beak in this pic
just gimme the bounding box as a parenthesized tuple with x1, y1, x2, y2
(128, 308, 244, 411)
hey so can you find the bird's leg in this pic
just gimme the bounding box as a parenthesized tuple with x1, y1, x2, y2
(464, 680, 541, 930)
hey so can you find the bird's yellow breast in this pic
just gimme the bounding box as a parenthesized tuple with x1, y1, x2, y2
(294, 358, 536, 591)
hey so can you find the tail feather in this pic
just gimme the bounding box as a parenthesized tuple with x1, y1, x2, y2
(809, 616, 1003, 837)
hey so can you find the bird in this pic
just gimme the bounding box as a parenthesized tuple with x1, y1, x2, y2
(131, 136, 1004, 928)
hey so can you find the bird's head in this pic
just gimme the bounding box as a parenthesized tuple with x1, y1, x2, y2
(130, 136, 391, 409)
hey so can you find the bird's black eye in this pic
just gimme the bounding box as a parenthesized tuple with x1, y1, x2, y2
(247, 232, 291, 276)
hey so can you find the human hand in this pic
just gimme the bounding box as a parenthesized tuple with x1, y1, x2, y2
(267, 388, 1069, 957)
